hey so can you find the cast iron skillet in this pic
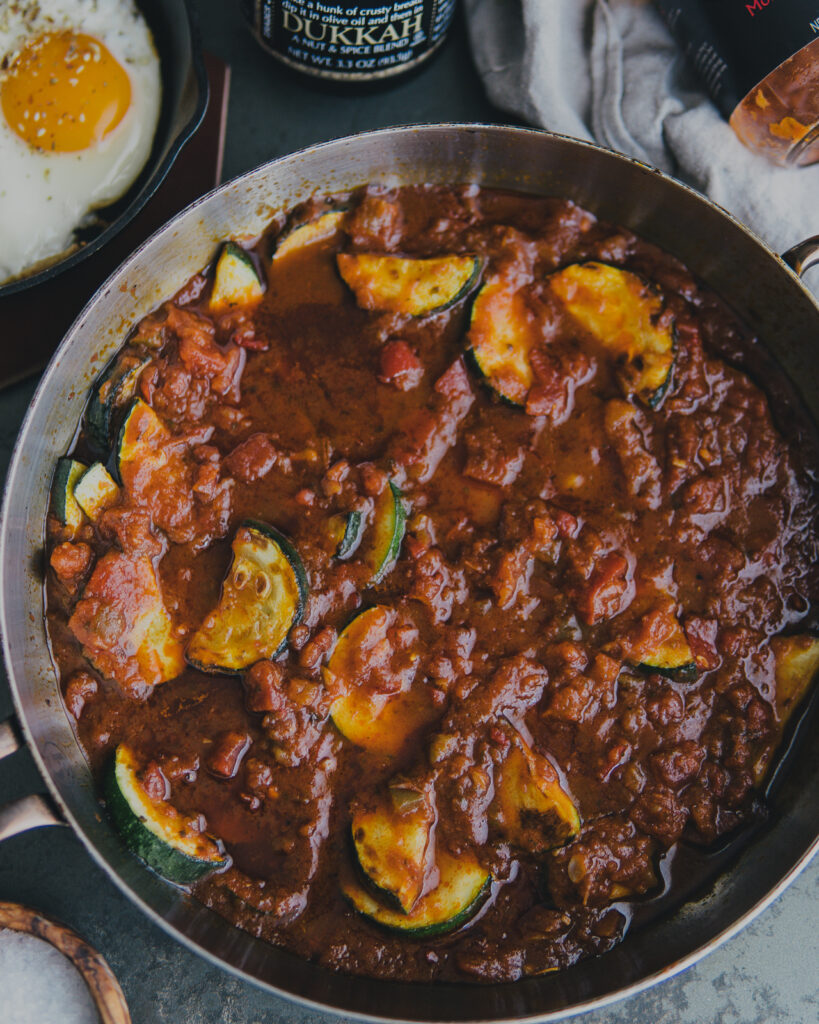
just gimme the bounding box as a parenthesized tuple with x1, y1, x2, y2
(1, 125, 819, 1022)
(0, 0, 208, 298)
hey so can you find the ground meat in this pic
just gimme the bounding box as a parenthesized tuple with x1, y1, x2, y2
(347, 192, 404, 251)
(650, 741, 706, 789)
(64, 671, 98, 720)
(489, 542, 532, 610)
(451, 655, 549, 728)
(46, 184, 819, 985)
(117, 403, 233, 550)
(67, 552, 179, 698)
(98, 507, 166, 560)
(49, 541, 94, 589)
(630, 784, 689, 844)
(464, 423, 526, 487)
(390, 358, 474, 484)
(407, 547, 468, 624)
(604, 399, 662, 509)
(573, 551, 632, 625)
(139, 761, 170, 803)
(526, 345, 594, 423)
(206, 732, 252, 779)
(144, 306, 245, 423)
(298, 625, 338, 674)
(225, 433, 284, 482)
(550, 818, 658, 907)
(244, 660, 288, 713)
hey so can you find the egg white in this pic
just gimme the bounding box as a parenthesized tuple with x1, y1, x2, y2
(0, 0, 162, 283)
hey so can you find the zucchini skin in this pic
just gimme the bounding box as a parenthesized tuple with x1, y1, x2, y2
(754, 633, 819, 783)
(327, 605, 439, 757)
(335, 510, 365, 560)
(432, 255, 484, 315)
(464, 345, 526, 410)
(73, 462, 120, 521)
(466, 280, 534, 407)
(548, 261, 675, 407)
(273, 209, 348, 261)
(351, 784, 434, 914)
(490, 736, 580, 853)
(638, 659, 698, 682)
(86, 354, 150, 452)
(633, 617, 698, 683)
(365, 481, 406, 585)
(186, 520, 308, 675)
(103, 746, 226, 884)
(772, 633, 819, 722)
(342, 850, 491, 939)
(113, 397, 169, 486)
(51, 457, 88, 529)
(645, 328, 676, 410)
(622, 600, 698, 683)
(244, 518, 309, 620)
(337, 253, 484, 317)
(209, 241, 265, 313)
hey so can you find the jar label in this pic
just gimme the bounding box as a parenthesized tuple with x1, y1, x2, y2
(655, 0, 819, 116)
(243, 0, 456, 80)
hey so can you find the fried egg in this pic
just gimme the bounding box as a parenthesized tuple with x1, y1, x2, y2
(0, 0, 161, 283)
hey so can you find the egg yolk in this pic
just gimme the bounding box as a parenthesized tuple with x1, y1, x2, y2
(1, 31, 131, 153)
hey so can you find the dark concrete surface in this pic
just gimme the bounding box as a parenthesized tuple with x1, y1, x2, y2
(1, 1, 817, 1021)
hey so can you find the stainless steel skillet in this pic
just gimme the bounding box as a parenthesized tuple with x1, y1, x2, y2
(1, 124, 818, 1022)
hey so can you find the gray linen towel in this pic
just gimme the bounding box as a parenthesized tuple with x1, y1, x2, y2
(464, 0, 819, 297)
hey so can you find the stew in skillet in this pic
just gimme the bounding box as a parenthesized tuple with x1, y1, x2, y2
(45, 186, 819, 982)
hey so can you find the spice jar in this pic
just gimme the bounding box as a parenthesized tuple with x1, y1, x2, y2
(654, 1, 819, 167)
(240, 1, 457, 85)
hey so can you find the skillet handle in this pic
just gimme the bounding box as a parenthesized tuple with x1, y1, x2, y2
(0, 718, 65, 840)
(782, 235, 819, 278)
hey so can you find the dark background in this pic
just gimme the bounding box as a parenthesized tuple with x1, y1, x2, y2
(0, 2, 816, 1021)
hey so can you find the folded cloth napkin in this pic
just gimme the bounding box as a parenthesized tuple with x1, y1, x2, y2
(463, 0, 819, 298)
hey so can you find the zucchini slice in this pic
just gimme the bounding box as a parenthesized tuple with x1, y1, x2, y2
(362, 481, 406, 585)
(616, 600, 698, 681)
(491, 734, 580, 853)
(753, 633, 819, 783)
(639, 655, 697, 682)
(622, 602, 696, 684)
(467, 280, 536, 406)
(73, 462, 120, 522)
(51, 458, 88, 530)
(274, 210, 347, 261)
(636, 615, 697, 682)
(209, 241, 265, 314)
(86, 353, 150, 451)
(104, 744, 226, 884)
(342, 848, 490, 938)
(186, 521, 308, 674)
(115, 398, 171, 485)
(351, 782, 435, 914)
(337, 253, 482, 317)
(331, 684, 437, 758)
(68, 552, 185, 692)
(329, 510, 366, 560)
(771, 633, 819, 724)
(327, 606, 439, 757)
(548, 262, 674, 407)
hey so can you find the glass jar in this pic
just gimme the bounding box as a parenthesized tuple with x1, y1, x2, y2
(240, 0, 457, 85)
(654, 0, 819, 167)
